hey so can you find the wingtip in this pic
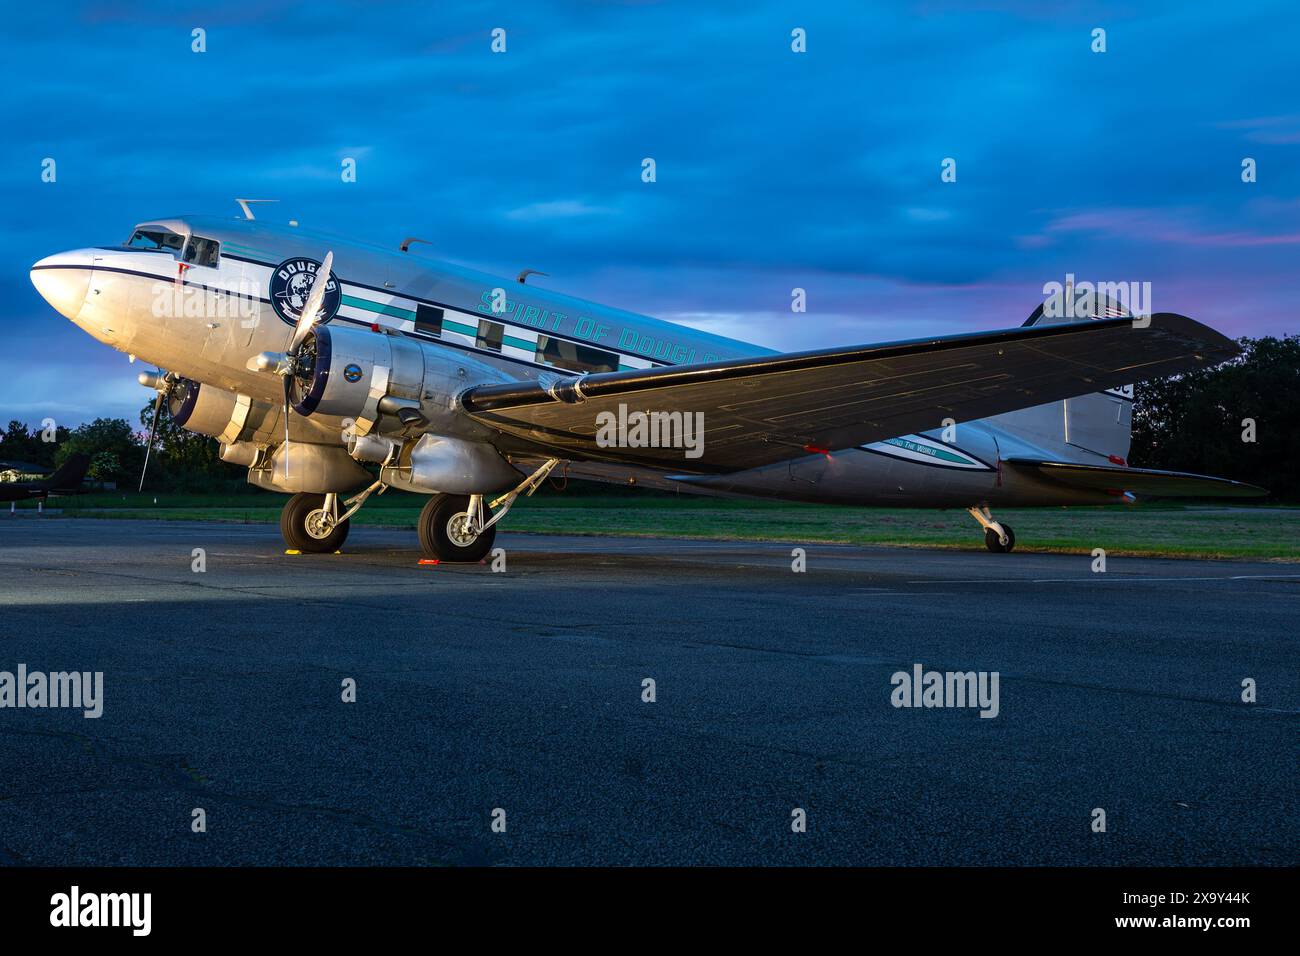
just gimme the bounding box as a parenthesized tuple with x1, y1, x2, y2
(1147, 312, 1240, 359)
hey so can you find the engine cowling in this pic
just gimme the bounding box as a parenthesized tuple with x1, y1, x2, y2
(289, 324, 514, 439)
(169, 380, 332, 445)
(289, 324, 424, 421)
(167, 379, 292, 447)
(169, 378, 239, 438)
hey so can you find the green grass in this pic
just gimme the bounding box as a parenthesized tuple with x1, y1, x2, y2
(15, 490, 1300, 561)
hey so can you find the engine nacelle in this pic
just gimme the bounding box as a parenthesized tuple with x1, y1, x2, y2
(380, 434, 521, 495)
(291, 324, 514, 439)
(170, 379, 335, 445)
(168, 379, 242, 439)
(291, 324, 423, 419)
(247, 442, 372, 494)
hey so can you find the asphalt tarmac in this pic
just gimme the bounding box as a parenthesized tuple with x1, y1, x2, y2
(1, 517, 1295, 865)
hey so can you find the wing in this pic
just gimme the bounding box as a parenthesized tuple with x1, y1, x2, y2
(1003, 459, 1266, 497)
(461, 313, 1238, 472)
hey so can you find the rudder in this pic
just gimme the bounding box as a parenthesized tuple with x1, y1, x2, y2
(998, 292, 1136, 463)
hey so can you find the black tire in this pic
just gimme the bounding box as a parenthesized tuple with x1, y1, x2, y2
(984, 524, 1015, 553)
(417, 493, 497, 562)
(280, 493, 350, 553)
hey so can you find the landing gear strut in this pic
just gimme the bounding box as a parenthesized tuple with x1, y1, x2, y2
(417, 458, 561, 562)
(968, 505, 1015, 553)
(280, 480, 386, 553)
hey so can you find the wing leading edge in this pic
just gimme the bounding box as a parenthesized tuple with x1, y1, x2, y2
(460, 313, 1239, 472)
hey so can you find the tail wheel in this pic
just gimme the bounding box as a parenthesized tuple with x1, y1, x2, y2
(280, 493, 350, 553)
(417, 493, 496, 562)
(984, 524, 1016, 553)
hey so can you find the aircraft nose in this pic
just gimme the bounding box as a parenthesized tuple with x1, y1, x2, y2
(30, 250, 93, 321)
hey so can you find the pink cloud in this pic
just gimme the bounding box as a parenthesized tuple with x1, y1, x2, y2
(1037, 207, 1300, 248)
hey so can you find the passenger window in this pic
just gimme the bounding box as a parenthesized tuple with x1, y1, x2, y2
(476, 320, 504, 352)
(183, 236, 221, 268)
(535, 335, 618, 374)
(126, 229, 186, 256)
(415, 304, 443, 337)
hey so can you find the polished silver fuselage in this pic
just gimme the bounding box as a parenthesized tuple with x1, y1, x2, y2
(34, 215, 1129, 508)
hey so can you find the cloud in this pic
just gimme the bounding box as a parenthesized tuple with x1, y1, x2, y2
(2, 0, 1297, 426)
(504, 199, 617, 222)
(1039, 207, 1300, 248)
(1214, 113, 1300, 144)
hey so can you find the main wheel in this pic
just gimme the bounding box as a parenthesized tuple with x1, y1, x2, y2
(417, 493, 497, 562)
(280, 493, 350, 553)
(984, 524, 1015, 553)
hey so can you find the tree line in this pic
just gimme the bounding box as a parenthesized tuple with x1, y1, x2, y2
(3, 335, 1297, 499)
(1, 399, 243, 492)
(1130, 335, 1299, 499)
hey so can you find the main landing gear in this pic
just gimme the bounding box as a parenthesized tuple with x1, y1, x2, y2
(278, 458, 562, 562)
(967, 505, 1016, 553)
(279, 481, 385, 553)
(417, 458, 561, 563)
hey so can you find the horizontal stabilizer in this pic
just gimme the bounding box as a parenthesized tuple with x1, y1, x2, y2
(1002, 458, 1267, 498)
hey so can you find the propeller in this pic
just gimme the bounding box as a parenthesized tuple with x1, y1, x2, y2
(138, 370, 173, 493)
(276, 251, 334, 477)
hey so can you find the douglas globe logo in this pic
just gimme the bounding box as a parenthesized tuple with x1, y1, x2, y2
(269, 257, 341, 327)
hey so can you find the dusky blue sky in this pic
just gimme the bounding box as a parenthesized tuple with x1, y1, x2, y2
(3, 0, 1297, 425)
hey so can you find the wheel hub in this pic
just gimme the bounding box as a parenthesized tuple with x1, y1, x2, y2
(446, 512, 479, 548)
(304, 509, 336, 539)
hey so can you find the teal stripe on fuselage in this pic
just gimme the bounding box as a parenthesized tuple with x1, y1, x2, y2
(340, 294, 415, 320)
(883, 437, 971, 465)
(222, 242, 275, 260)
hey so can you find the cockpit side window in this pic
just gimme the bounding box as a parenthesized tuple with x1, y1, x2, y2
(183, 236, 220, 268)
(126, 228, 187, 257)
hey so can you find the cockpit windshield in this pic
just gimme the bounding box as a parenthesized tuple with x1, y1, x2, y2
(124, 226, 220, 267)
(126, 228, 186, 255)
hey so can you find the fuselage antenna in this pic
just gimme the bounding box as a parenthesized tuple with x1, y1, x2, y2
(235, 198, 279, 221)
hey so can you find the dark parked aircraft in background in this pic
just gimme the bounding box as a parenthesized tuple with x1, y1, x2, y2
(0, 454, 90, 502)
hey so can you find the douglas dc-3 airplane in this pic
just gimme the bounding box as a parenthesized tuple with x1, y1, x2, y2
(30, 210, 1264, 561)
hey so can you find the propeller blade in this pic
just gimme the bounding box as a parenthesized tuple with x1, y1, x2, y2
(289, 250, 333, 355)
(280, 249, 334, 479)
(283, 374, 292, 479)
(138, 377, 167, 493)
